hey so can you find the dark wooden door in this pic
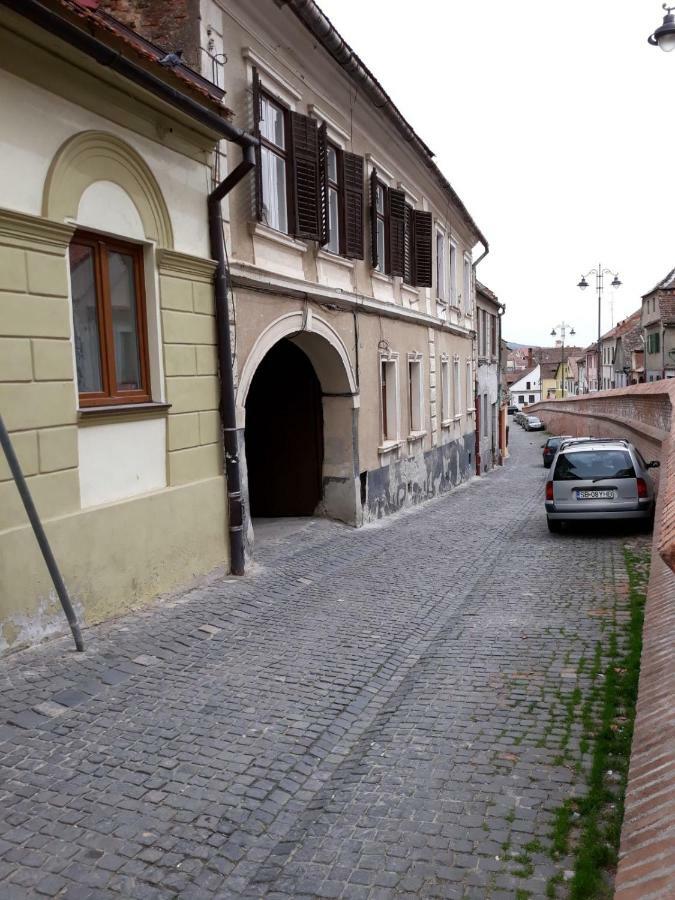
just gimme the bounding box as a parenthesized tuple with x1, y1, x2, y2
(245, 339, 324, 517)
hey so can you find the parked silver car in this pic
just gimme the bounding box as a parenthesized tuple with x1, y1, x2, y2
(524, 415, 544, 431)
(545, 439, 659, 532)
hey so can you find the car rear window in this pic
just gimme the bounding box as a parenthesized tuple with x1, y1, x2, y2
(554, 450, 635, 481)
(546, 438, 561, 449)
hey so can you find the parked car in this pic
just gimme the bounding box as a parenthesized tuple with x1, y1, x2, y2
(508, 405, 519, 415)
(545, 439, 659, 533)
(542, 435, 573, 468)
(525, 415, 544, 431)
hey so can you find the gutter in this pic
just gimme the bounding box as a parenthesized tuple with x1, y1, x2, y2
(3, 0, 258, 576)
(277, 0, 489, 254)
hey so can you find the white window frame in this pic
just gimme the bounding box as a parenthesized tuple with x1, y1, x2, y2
(440, 355, 451, 425)
(379, 353, 400, 449)
(452, 355, 461, 418)
(449, 239, 458, 307)
(407, 352, 425, 437)
(435, 230, 446, 302)
(463, 253, 473, 315)
(466, 360, 474, 412)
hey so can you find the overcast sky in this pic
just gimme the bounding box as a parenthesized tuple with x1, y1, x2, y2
(318, 0, 675, 347)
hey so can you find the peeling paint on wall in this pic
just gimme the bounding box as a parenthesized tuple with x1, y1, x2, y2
(363, 432, 474, 521)
(0, 590, 85, 654)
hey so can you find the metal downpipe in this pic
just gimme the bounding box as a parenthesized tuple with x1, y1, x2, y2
(208, 145, 256, 576)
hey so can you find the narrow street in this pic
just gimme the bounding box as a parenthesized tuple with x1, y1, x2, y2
(0, 426, 648, 899)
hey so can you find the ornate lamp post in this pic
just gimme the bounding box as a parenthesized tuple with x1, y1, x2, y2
(577, 265, 622, 390)
(550, 322, 576, 398)
(648, 5, 675, 51)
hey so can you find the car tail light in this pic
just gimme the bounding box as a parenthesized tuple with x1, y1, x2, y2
(637, 478, 648, 499)
(546, 482, 554, 501)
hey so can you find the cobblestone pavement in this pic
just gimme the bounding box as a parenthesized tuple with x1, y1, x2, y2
(0, 425, 649, 899)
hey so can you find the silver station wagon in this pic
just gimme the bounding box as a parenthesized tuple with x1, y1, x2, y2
(545, 439, 659, 533)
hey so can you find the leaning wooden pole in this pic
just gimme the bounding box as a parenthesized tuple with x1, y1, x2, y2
(0, 414, 83, 652)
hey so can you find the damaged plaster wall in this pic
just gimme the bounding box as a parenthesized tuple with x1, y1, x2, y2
(362, 431, 474, 520)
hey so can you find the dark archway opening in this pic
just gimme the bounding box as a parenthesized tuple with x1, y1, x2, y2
(245, 338, 324, 517)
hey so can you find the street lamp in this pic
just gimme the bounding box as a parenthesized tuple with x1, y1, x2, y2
(649, 5, 675, 51)
(577, 265, 622, 391)
(551, 322, 576, 398)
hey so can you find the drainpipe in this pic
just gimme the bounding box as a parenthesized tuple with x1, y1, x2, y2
(208, 144, 257, 576)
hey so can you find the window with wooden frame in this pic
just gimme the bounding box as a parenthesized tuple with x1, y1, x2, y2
(256, 84, 291, 234)
(453, 357, 460, 417)
(463, 253, 472, 313)
(69, 231, 151, 407)
(449, 239, 458, 305)
(324, 141, 343, 255)
(440, 356, 451, 424)
(380, 356, 399, 444)
(436, 230, 446, 301)
(371, 172, 388, 274)
(407, 354, 424, 435)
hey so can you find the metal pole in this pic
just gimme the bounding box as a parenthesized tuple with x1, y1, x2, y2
(0, 414, 83, 652)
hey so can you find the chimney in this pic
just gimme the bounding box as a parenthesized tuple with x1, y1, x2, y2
(527, 348, 533, 368)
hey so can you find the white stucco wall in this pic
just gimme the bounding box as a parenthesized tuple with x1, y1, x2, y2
(78, 418, 167, 508)
(0, 69, 211, 257)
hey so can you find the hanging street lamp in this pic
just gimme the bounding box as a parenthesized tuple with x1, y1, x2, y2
(649, 5, 675, 51)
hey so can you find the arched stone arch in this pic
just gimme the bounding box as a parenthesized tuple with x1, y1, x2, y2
(236, 310, 358, 416)
(43, 131, 173, 248)
(238, 311, 361, 532)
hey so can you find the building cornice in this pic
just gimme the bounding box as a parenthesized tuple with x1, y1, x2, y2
(0, 208, 75, 253)
(156, 249, 218, 282)
(228, 262, 474, 338)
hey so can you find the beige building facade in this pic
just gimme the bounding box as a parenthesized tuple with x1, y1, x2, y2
(0, 2, 238, 651)
(187, 0, 489, 538)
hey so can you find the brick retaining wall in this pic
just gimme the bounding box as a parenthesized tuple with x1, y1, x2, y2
(527, 383, 675, 898)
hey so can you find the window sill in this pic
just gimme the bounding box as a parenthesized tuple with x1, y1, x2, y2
(407, 430, 426, 442)
(315, 247, 355, 270)
(249, 221, 307, 253)
(452, 414, 462, 422)
(378, 439, 401, 455)
(78, 402, 171, 424)
(441, 419, 452, 429)
(371, 269, 393, 285)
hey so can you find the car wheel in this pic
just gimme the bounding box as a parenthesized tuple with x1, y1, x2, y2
(547, 518, 562, 533)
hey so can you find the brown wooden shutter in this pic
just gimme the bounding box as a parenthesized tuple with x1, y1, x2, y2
(318, 122, 329, 247)
(252, 67, 263, 222)
(403, 203, 415, 285)
(342, 152, 364, 259)
(370, 168, 379, 269)
(389, 189, 406, 278)
(413, 210, 433, 287)
(290, 112, 321, 241)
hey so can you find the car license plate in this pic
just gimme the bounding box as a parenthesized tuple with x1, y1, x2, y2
(576, 489, 615, 500)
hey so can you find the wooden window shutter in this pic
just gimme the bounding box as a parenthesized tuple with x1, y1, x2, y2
(342, 152, 364, 259)
(388, 189, 406, 278)
(413, 210, 433, 287)
(370, 168, 379, 269)
(252, 67, 263, 222)
(290, 112, 321, 241)
(318, 122, 329, 247)
(403, 203, 415, 285)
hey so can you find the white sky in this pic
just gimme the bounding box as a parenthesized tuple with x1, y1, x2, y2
(317, 0, 675, 347)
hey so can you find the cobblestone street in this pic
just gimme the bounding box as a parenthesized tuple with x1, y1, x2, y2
(0, 425, 649, 899)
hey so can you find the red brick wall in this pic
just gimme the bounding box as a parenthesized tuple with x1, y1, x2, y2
(99, 0, 201, 68)
(528, 383, 675, 897)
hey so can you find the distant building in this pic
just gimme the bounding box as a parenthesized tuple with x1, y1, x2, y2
(641, 268, 675, 381)
(509, 365, 541, 409)
(475, 282, 504, 472)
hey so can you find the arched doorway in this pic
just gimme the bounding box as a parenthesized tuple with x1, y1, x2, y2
(245, 339, 324, 517)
